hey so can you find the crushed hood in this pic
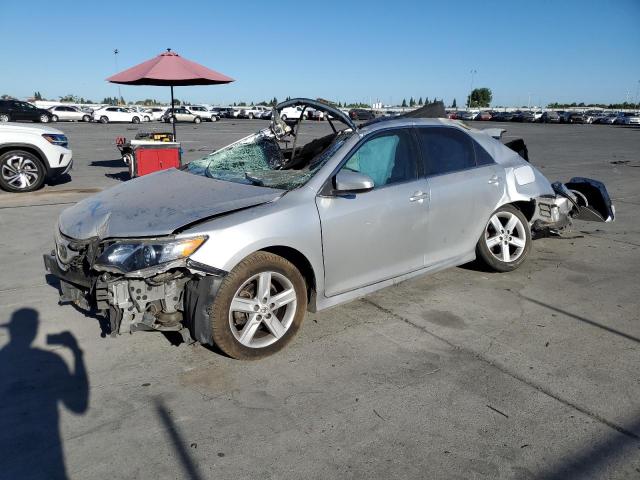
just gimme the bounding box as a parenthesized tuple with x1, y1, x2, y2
(58, 168, 283, 240)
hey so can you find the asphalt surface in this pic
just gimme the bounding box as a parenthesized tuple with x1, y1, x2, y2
(0, 119, 639, 479)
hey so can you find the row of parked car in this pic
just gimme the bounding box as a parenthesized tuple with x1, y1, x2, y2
(449, 109, 640, 125)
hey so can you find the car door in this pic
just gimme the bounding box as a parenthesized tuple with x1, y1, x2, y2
(12, 101, 29, 121)
(416, 126, 505, 266)
(316, 128, 428, 297)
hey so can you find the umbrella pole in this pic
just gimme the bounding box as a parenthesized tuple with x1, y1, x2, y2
(170, 85, 177, 141)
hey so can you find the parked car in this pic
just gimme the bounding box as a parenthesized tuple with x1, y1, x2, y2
(48, 105, 92, 122)
(348, 109, 376, 121)
(0, 100, 54, 123)
(145, 107, 168, 121)
(569, 112, 586, 124)
(558, 111, 574, 123)
(238, 106, 271, 119)
(211, 107, 235, 118)
(186, 105, 220, 122)
(43, 97, 614, 360)
(93, 106, 143, 124)
(475, 111, 492, 121)
(491, 112, 514, 122)
(456, 111, 476, 121)
(128, 106, 152, 122)
(0, 123, 72, 192)
(305, 108, 325, 121)
(279, 105, 306, 121)
(614, 112, 640, 125)
(161, 107, 202, 123)
(541, 111, 560, 123)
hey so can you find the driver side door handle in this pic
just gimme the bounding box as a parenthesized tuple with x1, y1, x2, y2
(409, 191, 428, 202)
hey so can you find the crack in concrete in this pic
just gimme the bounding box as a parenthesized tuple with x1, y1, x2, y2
(360, 297, 640, 441)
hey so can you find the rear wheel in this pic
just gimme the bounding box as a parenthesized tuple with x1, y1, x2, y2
(100, 116, 109, 124)
(209, 251, 307, 360)
(132, 116, 140, 124)
(144, 115, 150, 122)
(0, 150, 46, 192)
(82, 115, 91, 122)
(476, 205, 531, 272)
(194, 117, 201, 124)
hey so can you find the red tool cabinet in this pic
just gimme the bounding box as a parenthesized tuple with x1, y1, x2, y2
(133, 144, 181, 176)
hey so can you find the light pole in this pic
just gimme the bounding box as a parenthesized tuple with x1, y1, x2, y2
(114, 49, 122, 104)
(468, 69, 477, 108)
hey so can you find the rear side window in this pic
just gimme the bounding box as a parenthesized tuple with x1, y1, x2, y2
(473, 141, 495, 166)
(417, 127, 476, 175)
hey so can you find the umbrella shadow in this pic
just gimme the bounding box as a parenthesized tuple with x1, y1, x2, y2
(0, 308, 89, 480)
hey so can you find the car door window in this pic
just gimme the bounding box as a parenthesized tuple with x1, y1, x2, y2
(417, 127, 476, 175)
(342, 129, 417, 188)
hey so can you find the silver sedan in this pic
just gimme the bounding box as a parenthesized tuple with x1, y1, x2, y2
(44, 99, 614, 359)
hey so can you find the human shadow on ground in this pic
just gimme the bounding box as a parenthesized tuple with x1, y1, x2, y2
(0, 308, 89, 480)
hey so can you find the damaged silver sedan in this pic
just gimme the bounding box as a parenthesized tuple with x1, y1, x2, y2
(44, 99, 615, 359)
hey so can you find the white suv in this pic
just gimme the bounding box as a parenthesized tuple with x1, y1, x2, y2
(186, 105, 219, 122)
(0, 123, 73, 192)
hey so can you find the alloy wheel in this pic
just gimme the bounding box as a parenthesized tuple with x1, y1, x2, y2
(1, 155, 40, 190)
(229, 271, 297, 348)
(484, 211, 527, 263)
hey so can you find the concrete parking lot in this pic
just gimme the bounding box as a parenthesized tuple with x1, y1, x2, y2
(0, 120, 639, 479)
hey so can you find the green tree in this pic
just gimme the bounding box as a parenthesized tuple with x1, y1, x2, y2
(34, 91, 43, 100)
(424, 96, 429, 104)
(467, 88, 492, 108)
(401, 98, 407, 107)
(452, 98, 457, 108)
(418, 97, 423, 105)
(409, 97, 415, 107)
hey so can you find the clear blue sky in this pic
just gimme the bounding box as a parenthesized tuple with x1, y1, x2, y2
(1, 0, 639, 106)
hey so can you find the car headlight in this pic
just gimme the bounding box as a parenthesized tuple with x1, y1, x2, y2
(95, 236, 207, 272)
(42, 133, 68, 148)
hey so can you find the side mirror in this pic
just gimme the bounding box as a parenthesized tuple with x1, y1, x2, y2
(334, 170, 374, 193)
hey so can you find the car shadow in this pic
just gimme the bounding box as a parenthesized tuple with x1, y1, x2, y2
(90, 159, 125, 168)
(104, 172, 131, 182)
(0, 308, 89, 480)
(46, 173, 72, 187)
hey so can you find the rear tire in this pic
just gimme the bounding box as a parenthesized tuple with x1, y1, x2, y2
(476, 204, 531, 272)
(100, 116, 109, 124)
(194, 117, 201, 124)
(132, 116, 140, 124)
(83, 115, 91, 122)
(0, 150, 46, 192)
(209, 251, 307, 360)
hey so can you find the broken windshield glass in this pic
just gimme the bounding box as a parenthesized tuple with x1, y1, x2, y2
(187, 129, 352, 190)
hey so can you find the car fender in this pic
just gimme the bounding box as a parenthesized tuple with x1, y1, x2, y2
(183, 189, 326, 308)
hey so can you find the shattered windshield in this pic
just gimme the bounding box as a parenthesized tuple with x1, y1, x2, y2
(187, 129, 351, 190)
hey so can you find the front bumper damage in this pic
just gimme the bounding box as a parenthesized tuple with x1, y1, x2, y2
(43, 239, 226, 345)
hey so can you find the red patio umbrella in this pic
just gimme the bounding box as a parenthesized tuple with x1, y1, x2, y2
(107, 48, 234, 139)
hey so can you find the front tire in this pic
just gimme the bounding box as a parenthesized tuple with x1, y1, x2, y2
(0, 150, 46, 192)
(0, 114, 9, 122)
(209, 252, 307, 360)
(476, 205, 531, 272)
(51, 115, 58, 122)
(39, 114, 50, 123)
(210, 116, 218, 122)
